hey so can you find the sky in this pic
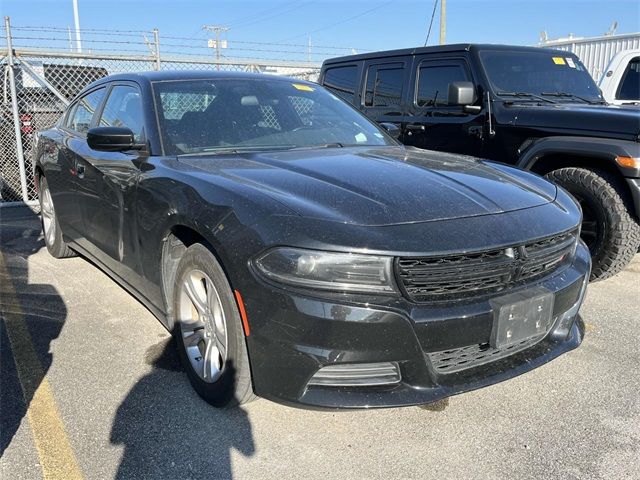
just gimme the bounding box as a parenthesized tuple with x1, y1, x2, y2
(1, 0, 638, 62)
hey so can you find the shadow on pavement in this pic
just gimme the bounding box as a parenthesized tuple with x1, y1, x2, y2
(0, 207, 67, 456)
(110, 337, 255, 479)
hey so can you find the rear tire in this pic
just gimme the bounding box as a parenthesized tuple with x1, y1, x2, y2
(545, 167, 640, 281)
(38, 175, 76, 259)
(172, 243, 255, 408)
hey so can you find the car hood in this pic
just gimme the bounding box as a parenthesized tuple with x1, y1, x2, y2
(513, 103, 640, 137)
(178, 146, 557, 226)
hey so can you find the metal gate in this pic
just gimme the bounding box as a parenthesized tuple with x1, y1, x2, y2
(0, 16, 321, 206)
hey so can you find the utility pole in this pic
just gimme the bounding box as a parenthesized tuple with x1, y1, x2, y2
(72, 0, 82, 52)
(307, 36, 312, 62)
(439, 0, 446, 45)
(203, 24, 229, 69)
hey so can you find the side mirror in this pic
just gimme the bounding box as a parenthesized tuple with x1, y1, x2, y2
(87, 126, 141, 152)
(448, 81, 476, 106)
(379, 122, 401, 139)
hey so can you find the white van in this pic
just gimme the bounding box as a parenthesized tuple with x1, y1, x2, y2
(599, 50, 640, 105)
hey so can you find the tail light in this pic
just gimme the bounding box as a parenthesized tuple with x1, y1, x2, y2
(20, 114, 33, 134)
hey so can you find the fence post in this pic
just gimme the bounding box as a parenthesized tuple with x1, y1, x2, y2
(153, 28, 161, 70)
(4, 16, 29, 203)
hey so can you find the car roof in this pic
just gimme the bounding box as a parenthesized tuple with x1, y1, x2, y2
(80, 70, 315, 95)
(322, 43, 575, 65)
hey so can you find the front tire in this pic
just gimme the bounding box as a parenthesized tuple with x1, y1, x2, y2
(546, 167, 640, 281)
(38, 175, 75, 259)
(173, 243, 255, 408)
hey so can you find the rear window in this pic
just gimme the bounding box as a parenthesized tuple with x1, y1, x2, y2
(322, 65, 358, 103)
(617, 57, 640, 100)
(364, 64, 404, 107)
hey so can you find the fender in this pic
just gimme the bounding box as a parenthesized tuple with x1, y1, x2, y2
(517, 136, 640, 218)
(517, 136, 640, 178)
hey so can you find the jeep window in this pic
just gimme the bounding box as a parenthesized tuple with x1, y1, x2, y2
(617, 57, 640, 100)
(66, 87, 105, 134)
(480, 50, 602, 102)
(152, 78, 394, 155)
(364, 64, 404, 107)
(99, 85, 144, 141)
(322, 65, 358, 103)
(417, 63, 470, 107)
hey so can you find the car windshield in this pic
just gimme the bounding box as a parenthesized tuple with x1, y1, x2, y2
(479, 50, 603, 103)
(152, 77, 395, 155)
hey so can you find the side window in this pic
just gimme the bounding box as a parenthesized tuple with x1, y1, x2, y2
(323, 65, 358, 103)
(617, 57, 640, 100)
(67, 88, 105, 134)
(99, 85, 144, 141)
(364, 63, 404, 107)
(416, 63, 470, 107)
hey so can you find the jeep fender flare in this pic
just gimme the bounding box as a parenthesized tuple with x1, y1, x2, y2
(517, 135, 640, 217)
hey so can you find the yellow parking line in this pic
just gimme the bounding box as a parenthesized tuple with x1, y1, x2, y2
(0, 253, 83, 480)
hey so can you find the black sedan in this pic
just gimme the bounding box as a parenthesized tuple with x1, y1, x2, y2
(34, 71, 590, 409)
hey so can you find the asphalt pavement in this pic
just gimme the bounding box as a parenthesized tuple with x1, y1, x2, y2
(1, 206, 638, 480)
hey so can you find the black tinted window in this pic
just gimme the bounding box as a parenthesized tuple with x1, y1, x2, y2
(417, 64, 470, 107)
(67, 88, 105, 134)
(323, 65, 358, 102)
(365, 64, 404, 107)
(99, 85, 144, 141)
(617, 57, 640, 100)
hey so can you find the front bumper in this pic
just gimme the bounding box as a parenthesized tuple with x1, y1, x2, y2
(243, 243, 591, 409)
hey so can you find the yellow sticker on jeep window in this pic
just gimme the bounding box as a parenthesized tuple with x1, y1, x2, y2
(292, 83, 314, 91)
(552, 57, 566, 65)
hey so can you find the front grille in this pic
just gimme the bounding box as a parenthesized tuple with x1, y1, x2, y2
(396, 230, 576, 302)
(427, 334, 546, 374)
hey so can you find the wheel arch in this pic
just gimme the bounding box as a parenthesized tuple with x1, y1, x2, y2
(518, 136, 640, 220)
(159, 222, 236, 330)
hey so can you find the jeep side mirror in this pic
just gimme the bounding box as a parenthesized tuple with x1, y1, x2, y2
(448, 82, 476, 106)
(379, 122, 401, 139)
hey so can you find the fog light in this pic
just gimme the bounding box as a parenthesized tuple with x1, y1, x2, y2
(307, 362, 401, 387)
(550, 273, 589, 340)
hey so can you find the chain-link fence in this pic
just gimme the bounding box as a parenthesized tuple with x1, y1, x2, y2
(0, 17, 324, 206)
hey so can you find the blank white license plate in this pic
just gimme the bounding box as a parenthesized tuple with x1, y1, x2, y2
(490, 288, 555, 349)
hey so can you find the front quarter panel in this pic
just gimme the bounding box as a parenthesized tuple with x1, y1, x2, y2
(133, 156, 297, 313)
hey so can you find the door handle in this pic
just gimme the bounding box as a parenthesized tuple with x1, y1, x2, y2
(405, 124, 426, 132)
(76, 164, 85, 179)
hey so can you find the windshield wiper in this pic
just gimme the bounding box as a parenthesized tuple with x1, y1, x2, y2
(286, 143, 345, 151)
(541, 92, 605, 105)
(496, 91, 556, 104)
(178, 145, 295, 157)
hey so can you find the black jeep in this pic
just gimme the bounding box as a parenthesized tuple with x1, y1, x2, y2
(320, 44, 640, 281)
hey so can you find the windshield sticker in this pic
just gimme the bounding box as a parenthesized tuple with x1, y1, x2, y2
(292, 83, 314, 92)
(355, 132, 368, 143)
(552, 57, 566, 65)
(566, 57, 576, 68)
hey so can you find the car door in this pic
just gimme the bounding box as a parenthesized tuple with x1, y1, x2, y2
(360, 58, 410, 132)
(77, 82, 148, 286)
(403, 56, 484, 156)
(54, 87, 107, 242)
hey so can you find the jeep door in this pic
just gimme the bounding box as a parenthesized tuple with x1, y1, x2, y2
(403, 56, 484, 155)
(359, 58, 410, 134)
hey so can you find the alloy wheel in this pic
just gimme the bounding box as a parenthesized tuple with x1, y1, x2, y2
(178, 269, 228, 383)
(40, 181, 56, 247)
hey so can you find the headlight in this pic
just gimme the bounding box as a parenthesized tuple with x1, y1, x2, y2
(254, 247, 397, 294)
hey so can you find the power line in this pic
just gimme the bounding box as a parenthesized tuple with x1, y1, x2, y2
(226, 1, 314, 30)
(424, 0, 439, 46)
(279, 0, 397, 42)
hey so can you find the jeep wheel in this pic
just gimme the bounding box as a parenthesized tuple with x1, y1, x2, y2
(546, 168, 640, 281)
